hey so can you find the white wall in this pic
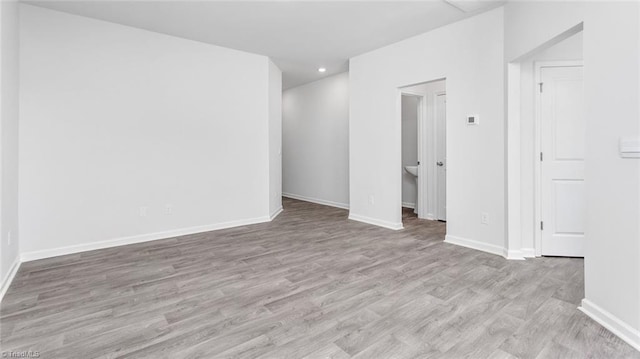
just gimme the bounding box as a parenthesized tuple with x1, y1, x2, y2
(401, 95, 418, 208)
(505, 1, 640, 349)
(268, 60, 282, 217)
(349, 8, 505, 239)
(282, 72, 349, 209)
(0, 0, 20, 295)
(19, 5, 279, 259)
(518, 32, 583, 252)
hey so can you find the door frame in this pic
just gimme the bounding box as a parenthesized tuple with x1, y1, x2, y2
(434, 91, 446, 221)
(399, 90, 426, 219)
(533, 60, 584, 256)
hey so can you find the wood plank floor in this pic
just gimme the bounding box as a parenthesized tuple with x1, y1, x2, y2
(2, 198, 638, 358)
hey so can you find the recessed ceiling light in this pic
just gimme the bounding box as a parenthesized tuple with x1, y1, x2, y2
(318, 67, 327, 73)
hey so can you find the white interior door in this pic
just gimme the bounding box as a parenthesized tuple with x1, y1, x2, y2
(435, 93, 446, 221)
(540, 65, 585, 257)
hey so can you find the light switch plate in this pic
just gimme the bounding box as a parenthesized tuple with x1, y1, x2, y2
(467, 114, 479, 125)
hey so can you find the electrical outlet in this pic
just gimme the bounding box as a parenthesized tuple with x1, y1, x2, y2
(481, 212, 489, 225)
(165, 205, 172, 215)
(139, 206, 148, 217)
(369, 195, 375, 205)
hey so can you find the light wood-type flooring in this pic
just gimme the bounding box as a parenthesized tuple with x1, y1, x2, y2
(1, 198, 639, 358)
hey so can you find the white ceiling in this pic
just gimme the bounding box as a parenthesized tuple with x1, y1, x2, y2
(25, 1, 505, 89)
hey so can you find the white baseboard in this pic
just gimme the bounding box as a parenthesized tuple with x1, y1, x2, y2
(1, 259, 21, 302)
(502, 247, 537, 260)
(283, 192, 349, 210)
(579, 298, 640, 352)
(503, 249, 527, 260)
(21, 215, 273, 262)
(521, 247, 536, 258)
(270, 206, 283, 220)
(444, 234, 505, 257)
(402, 202, 415, 209)
(348, 213, 403, 230)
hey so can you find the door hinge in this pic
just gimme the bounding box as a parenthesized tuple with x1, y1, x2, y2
(538, 82, 544, 93)
(540, 152, 543, 162)
(540, 221, 544, 230)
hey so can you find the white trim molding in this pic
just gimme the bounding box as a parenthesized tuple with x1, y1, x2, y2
(506, 61, 523, 259)
(348, 213, 403, 231)
(1, 259, 21, 302)
(521, 248, 536, 258)
(21, 215, 273, 262)
(270, 207, 283, 220)
(503, 249, 527, 261)
(579, 299, 640, 352)
(445, 234, 505, 257)
(503, 247, 536, 260)
(283, 192, 349, 210)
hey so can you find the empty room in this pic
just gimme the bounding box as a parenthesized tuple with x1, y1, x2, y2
(1, 0, 639, 358)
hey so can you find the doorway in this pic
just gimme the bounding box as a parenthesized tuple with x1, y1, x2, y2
(506, 27, 584, 259)
(399, 79, 446, 225)
(401, 94, 421, 216)
(536, 62, 585, 257)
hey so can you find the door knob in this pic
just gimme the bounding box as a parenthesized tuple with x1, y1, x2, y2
(437, 162, 444, 166)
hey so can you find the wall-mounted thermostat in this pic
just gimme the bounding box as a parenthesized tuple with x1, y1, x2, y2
(466, 114, 479, 125)
(620, 138, 640, 158)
